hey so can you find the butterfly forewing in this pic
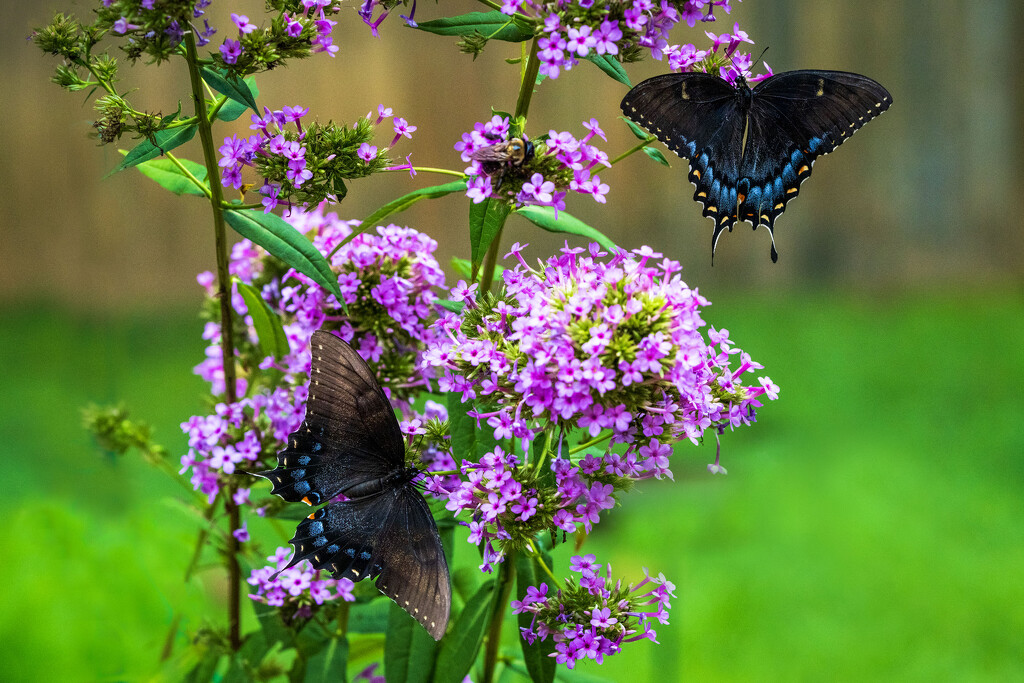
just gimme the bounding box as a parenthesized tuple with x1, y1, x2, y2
(257, 331, 406, 505)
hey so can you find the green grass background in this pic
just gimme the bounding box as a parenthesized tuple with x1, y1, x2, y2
(1, 289, 1022, 681)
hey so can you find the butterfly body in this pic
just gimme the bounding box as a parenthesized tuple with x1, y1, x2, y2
(621, 69, 892, 261)
(255, 331, 451, 640)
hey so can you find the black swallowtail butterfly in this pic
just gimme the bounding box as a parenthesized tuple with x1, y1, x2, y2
(621, 70, 892, 261)
(255, 330, 451, 640)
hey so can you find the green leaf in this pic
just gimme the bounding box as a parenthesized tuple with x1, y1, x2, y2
(217, 76, 260, 121)
(200, 66, 258, 114)
(132, 156, 208, 196)
(622, 117, 650, 141)
(516, 553, 556, 683)
(113, 124, 198, 174)
(583, 53, 630, 86)
(348, 599, 391, 634)
(554, 668, 617, 683)
(447, 392, 498, 464)
(304, 634, 348, 683)
(223, 209, 343, 302)
(432, 580, 495, 683)
(253, 601, 292, 649)
(435, 299, 465, 314)
(469, 197, 512, 277)
(413, 11, 533, 42)
(643, 146, 672, 167)
(236, 281, 290, 359)
(383, 602, 439, 683)
(340, 180, 468, 251)
(514, 205, 618, 253)
(184, 646, 222, 683)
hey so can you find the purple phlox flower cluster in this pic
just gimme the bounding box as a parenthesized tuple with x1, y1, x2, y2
(423, 241, 777, 479)
(103, 0, 214, 47)
(662, 19, 772, 83)
(494, 1, 738, 80)
(195, 204, 445, 411)
(512, 555, 674, 670)
(248, 546, 355, 614)
(218, 102, 410, 213)
(219, 1, 342, 64)
(440, 443, 625, 572)
(454, 116, 609, 209)
(179, 387, 305, 503)
(218, 104, 314, 205)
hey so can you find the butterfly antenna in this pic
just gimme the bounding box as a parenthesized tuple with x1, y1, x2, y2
(754, 46, 769, 67)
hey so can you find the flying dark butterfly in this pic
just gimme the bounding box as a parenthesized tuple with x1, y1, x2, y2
(254, 330, 451, 640)
(621, 70, 892, 262)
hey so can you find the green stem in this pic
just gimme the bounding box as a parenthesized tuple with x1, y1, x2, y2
(384, 166, 466, 178)
(165, 151, 212, 199)
(514, 38, 541, 121)
(184, 31, 241, 652)
(483, 551, 517, 683)
(479, 224, 503, 294)
(569, 430, 613, 455)
(609, 135, 658, 166)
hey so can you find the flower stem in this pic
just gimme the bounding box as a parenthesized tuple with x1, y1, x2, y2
(479, 225, 504, 294)
(483, 551, 517, 683)
(609, 135, 658, 166)
(184, 31, 241, 652)
(514, 38, 541, 121)
(569, 430, 613, 454)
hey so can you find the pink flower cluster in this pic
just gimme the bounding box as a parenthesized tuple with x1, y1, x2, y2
(455, 116, 610, 209)
(248, 546, 355, 614)
(513, 554, 675, 669)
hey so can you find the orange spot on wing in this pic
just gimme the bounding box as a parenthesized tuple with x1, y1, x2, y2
(302, 496, 313, 506)
(308, 512, 316, 519)
(798, 165, 809, 175)
(692, 169, 701, 179)
(737, 193, 746, 204)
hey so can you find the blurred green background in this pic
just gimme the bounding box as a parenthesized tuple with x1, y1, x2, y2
(2, 0, 1023, 680)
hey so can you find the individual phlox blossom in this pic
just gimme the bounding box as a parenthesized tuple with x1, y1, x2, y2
(454, 118, 610, 208)
(514, 557, 675, 669)
(423, 242, 777, 472)
(217, 105, 315, 198)
(248, 546, 355, 611)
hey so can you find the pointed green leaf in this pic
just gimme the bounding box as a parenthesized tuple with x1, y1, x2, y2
(304, 634, 348, 683)
(217, 76, 260, 121)
(223, 209, 342, 302)
(469, 197, 512, 277)
(132, 156, 208, 196)
(516, 552, 556, 683)
(435, 299, 465, 314)
(114, 124, 198, 174)
(413, 11, 533, 42)
(200, 67, 259, 114)
(432, 580, 495, 683)
(384, 602, 439, 683)
(447, 393, 498, 464)
(583, 53, 630, 86)
(514, 205, 617, 253)
(643, 146, 671, 167)
(253, 601, 292, 648)
(236, 281, 290, 359)
(622, 117, 650, 141)
(338, 180, 468, 251)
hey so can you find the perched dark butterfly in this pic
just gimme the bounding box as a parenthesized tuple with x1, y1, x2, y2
(470, 135, 535, 189)
(254, 330, 451, 640)
(621, 70, 892, 261)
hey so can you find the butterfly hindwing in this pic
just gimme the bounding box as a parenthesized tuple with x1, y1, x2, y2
(283, 483, 451, 639)
(374, 488, 452, 640)
(621, 69, 892, 261)
(255, 330, 406, 505)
